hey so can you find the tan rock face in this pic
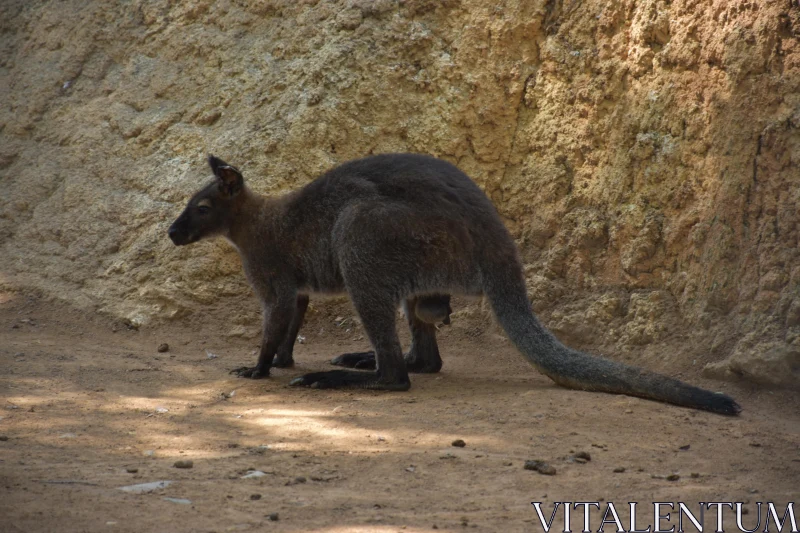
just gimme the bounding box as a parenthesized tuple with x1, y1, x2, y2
(1, 0, 798, 386)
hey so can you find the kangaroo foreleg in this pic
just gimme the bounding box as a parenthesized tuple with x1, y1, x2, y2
(231, 294, 295, 379)
(273, 294, 309, 368)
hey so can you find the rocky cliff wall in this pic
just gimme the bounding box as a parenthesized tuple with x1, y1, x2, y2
(1, 0, 798, 386)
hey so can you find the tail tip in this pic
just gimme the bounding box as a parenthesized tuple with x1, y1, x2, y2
(708, 393, 742, 416)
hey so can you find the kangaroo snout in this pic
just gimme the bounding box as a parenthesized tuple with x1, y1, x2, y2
(168, 219, 190, 246)
(167, 224, 181, 245)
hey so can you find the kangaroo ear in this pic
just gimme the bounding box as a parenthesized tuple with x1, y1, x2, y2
(208, 154, 243, 196)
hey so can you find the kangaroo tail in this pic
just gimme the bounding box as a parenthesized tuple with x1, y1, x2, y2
(483, 271, 741, 416)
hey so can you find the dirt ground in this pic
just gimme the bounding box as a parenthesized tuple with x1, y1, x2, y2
(1, 291, 798, 533)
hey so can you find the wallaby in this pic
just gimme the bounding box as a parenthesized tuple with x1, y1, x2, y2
(168, 153, 741, 415)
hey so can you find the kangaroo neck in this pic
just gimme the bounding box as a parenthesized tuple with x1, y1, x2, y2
(226, 189, 281, 251)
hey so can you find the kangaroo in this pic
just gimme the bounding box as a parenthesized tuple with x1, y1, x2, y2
(168, 153, 741, 415)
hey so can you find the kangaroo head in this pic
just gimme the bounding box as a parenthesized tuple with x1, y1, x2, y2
(168, 155, 245, 246)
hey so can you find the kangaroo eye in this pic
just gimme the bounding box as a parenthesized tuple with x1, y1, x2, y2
(197, 205, 211, 214)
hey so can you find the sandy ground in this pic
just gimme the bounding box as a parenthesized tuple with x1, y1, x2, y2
(1, 292, 799, 533)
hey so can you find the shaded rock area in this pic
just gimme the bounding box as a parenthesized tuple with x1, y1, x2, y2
(1, 0, 799, 387)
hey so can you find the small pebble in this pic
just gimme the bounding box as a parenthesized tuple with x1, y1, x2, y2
(126, 467, 138, 473)
(0, 436, 8, 441)
(666, 474, 680, 481)
(536, 463, 557, 476)
(163, 497, 192, 505)
(574, 451, 591, 462)
(524, 460, 556, 475)
(451, 439, 466, 448)
(690, 472, 700, 478)
(117, 480, 172, 493)
(174, 459, 193, 469)
(679, 444, 690, 451)
(250, 494, 262, 500)
(267, 513, 279, 521)
(613, 467, 625, 473)
(158, 343, 169, 353)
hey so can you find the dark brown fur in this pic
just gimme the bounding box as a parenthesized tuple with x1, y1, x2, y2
(168, 154, 740, 415)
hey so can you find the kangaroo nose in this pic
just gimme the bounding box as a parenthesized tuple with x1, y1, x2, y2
(168, 225, 180, 243)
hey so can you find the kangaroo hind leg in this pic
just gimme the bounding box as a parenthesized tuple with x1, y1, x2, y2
(403, 295, 445, 373)
(293, 290, 410, 391)
(330, 294, 449, 373)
